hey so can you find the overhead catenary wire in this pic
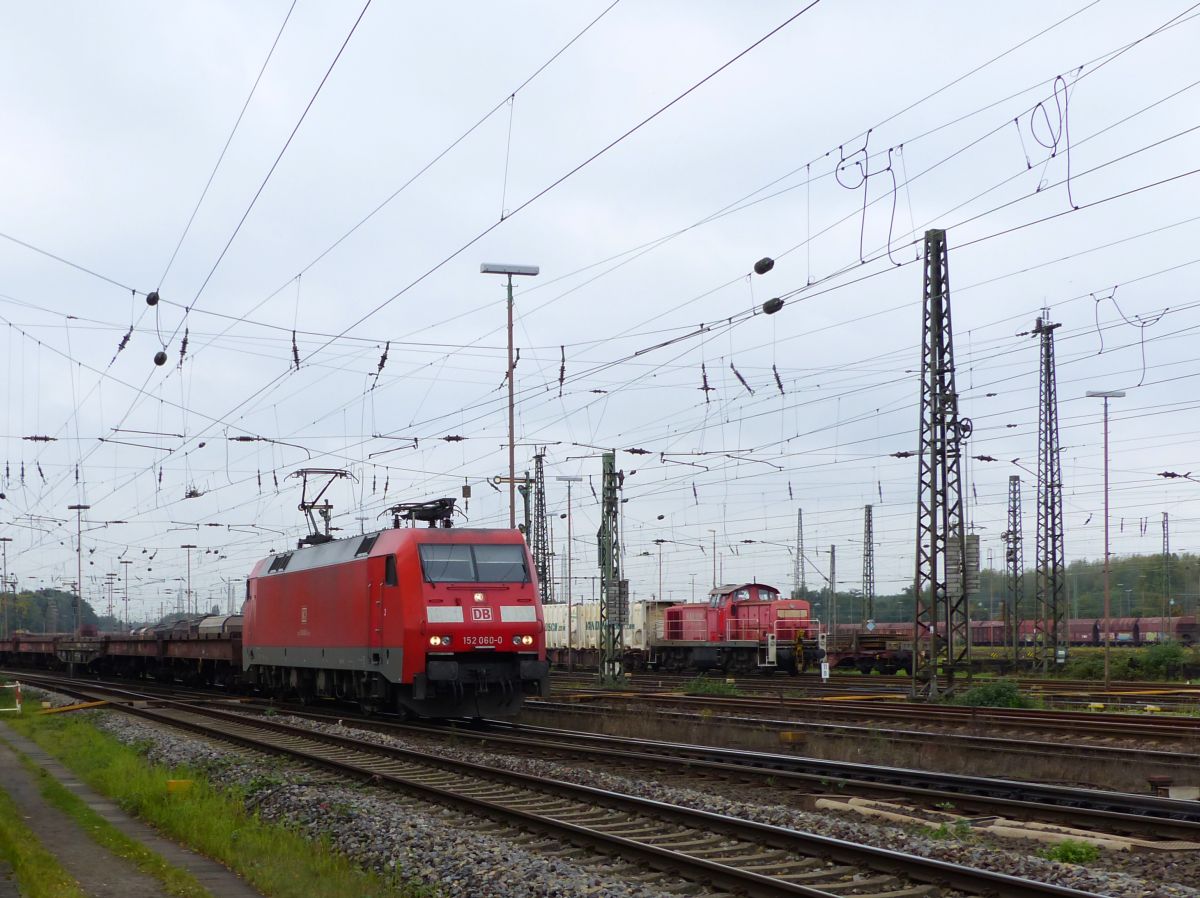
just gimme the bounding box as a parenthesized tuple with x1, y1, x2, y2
(9, 5, 1200, 605)
(155, 0, 300, 291)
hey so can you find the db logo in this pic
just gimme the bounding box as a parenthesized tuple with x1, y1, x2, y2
(471, 607, 493, 622)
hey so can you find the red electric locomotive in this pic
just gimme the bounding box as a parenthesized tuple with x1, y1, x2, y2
(650, 583, 819, 674)
(243, 501, 548, 718)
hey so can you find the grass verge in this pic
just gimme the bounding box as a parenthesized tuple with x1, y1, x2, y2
(682, 675, 741, 696)
(3, 710, 428, 898)
(1041, 838, 1101, 864)
(0, 781, 87, 898)
(7, 741, 211, 898)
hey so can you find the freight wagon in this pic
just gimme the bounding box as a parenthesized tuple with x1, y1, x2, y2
(2, 501, 550, 719)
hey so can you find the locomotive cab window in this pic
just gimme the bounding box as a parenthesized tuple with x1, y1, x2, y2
(473, 544, 528, 582)
(419, 544, 529, 583)
(384, 555, 398, 587)
(419, 545, 474, 582)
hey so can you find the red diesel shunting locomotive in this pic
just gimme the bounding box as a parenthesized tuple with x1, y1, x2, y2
(243, 505, 549, 718)
(652, 583, 820, 674)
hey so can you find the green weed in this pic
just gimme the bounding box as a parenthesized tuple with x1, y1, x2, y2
(1041, 839, 1101, 864)
(949, 679, 1039, 709)
(682, 675, 741, 697)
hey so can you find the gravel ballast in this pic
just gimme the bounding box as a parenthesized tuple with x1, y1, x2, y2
(89, 711, 685, 898)
(64, 698, 1199, 898)
(269, 713, 1200, 898)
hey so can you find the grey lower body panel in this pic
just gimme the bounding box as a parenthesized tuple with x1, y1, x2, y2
(244, 645, 403, 683)
(245, 645, 547, 718)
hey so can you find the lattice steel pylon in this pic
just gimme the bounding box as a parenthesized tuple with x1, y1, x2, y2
(597, 451, 626, 685)
(1163, 511, 1171, 632)
(862, 505, 875, 623)
(1002, 475, 1024, 667)
(531, 451, 552, 604)
(1033, 316, 1067, 671)
(793, 508, 806, 599)
(912, 229, 973, 700)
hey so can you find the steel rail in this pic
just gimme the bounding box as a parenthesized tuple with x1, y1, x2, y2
(246, 702, 1200, 839)
(15, 674, 1104, 898)
(476, 719, 1200, 836)
(528, 697, 1200, 773)
(545, 689, 1200, 740)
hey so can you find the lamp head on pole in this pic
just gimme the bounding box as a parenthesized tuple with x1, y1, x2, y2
(481, 263, 539, 277)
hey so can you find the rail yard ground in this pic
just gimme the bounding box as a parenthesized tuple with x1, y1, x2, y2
(3, 674, 1199, 897)
(0, 685, 422, 898)
(541, 671, 1200, 792)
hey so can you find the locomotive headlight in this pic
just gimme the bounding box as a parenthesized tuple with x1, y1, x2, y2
(521, 635, 534, 646)
(473, 592, 486, 602)
(429, 635, 449, 647)
(512, 635, 521, 645)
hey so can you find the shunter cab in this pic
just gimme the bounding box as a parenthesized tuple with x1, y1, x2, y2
(243, 500, 548, 718)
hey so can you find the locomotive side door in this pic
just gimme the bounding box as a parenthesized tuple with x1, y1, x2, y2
(366, 554, 392, 666)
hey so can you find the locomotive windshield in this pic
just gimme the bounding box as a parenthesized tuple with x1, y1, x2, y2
(419, 544, 529, 583)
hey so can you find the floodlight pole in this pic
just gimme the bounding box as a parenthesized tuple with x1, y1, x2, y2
(506, 275, 515, 528)
(482, 263, 539, 529)
(1086, 389, 1124, 692)
(120, 559, 132, 631)
(181, 545, 197, 615)
(67, 504, 90, 635)
(0, 537, 10, 640)
(654, 539, 666, 601)
(709, 529, 717, 588)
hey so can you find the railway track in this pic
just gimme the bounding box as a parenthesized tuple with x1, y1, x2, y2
(472, 719, 1200, 840)
(544, 687, 1200, 743)
(40, 669, 1190, 839)
(224, 701, 1200, 842)
(14, 673, 1108, 898)
(551, 671, 1200, 700)
(522, 696, 1200, 783)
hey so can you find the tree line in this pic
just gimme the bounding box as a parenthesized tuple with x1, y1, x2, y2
(798, 552, 1200, 625)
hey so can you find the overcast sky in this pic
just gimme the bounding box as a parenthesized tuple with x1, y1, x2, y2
(2, 1, 1199, 618)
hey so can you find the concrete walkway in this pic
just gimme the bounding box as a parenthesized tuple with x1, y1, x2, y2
(0, 727, 263, 898)
(0, 863, 17, 898)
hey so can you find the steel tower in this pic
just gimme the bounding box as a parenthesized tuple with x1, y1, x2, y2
(862, 505, 875, 623)
(1033, 316, 1066, 671)
(912, 229, 973, 699)
(1003, 475, 1024, 666)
